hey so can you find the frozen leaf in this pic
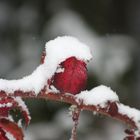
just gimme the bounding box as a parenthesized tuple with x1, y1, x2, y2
(0, 97, 31, 126)
(14, 97, 31, 126)
(0, 128, 8, 140)
(0, 118, 24, 140)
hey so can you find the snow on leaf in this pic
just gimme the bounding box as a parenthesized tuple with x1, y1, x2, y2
(118, 103, 140, 129)
(0, 97, 15, 117)
(14, 97, 31, 126)
(0, 118, 24, 140)
(5, 131, 16, 140)
(124, 129, 140, 140)
(0, 97, 31, 126)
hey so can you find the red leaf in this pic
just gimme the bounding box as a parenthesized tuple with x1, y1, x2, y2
(0, 118, 24, 140)
(0, 107, 11, 117)
(14, 97, 31, 126)
(0, 97, 31, 126)
(51, 57, 87, 95)
(0, 128, 8, 140)
(0, 97, 13, 117)
(21, 110, 30, 127)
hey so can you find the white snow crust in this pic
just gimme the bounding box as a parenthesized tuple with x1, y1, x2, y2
(14, 97, 30, 115)
(0, 36, 92, 95)
(0, 102, 12, 108)
(77, 85, 140, 129)
(118, 103, 140, 129)
(76, 85, 119, 107)
(5, 131, 16, 140)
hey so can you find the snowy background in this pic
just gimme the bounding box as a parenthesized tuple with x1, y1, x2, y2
(0, 0, 140, 139)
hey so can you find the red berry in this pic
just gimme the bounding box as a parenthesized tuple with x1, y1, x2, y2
(50, 57, 87, 95)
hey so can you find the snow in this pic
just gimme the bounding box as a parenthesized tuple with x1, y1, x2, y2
(134, 130, 140, 137)
(0, 65, 47, 94)
(76, 85, 140, 129)
(7, 115, 14, 122)
(14, 97, 30, 117)
(76, 85, 119, 107)
(55, 67, 64, 73)
(5, 131, 16, 140)
(0, 102, 12, 108)
(49, 85, 59, 93)
(18, 119, 22, 127)
(0, 36, 92, 95)
(118, 103, 140, 129)
(44, 36, 92, 78)
(45, 10, 135, 84)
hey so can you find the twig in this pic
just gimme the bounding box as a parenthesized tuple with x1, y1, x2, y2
(0, 89, 138, 130)
(69, 105, 81, 140)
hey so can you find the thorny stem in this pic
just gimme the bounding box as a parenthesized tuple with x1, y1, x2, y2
(44, 92, 137, 129)
(0, 90, 139, 131)
(69, 105, 81, 140)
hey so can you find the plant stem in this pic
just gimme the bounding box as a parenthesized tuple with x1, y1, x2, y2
(70, 105, 81, 140)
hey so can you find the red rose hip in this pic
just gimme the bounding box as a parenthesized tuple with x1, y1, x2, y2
(51, 57, 87, 95)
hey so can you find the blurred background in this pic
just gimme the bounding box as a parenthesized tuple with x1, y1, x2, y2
(0, 0, 140, 139)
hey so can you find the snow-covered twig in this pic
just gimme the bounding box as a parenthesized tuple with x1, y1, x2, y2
(0, 86, 139, 130)
(0, 36, 140, 139)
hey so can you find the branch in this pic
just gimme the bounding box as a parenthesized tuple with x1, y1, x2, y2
(42, 92, 140, 130)
(0, 87, 139, 130)
(0, 36, 140, 139)
(69, 105, 81, 140)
